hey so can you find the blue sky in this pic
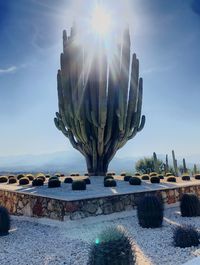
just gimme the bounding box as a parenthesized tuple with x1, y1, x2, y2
(0, 0, 200, 160)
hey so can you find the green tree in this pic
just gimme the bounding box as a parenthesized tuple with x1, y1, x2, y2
(135, 157, 163, 174)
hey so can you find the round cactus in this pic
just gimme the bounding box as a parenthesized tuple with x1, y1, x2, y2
(137, 195, 164, 228)
(173, 225, 200, 248)
(129, 177, 141, 185)
(89, 226, 135, 265)
(180, 193, 200, 217)
(0, 206, 10, 236)
(72, 180, 86, 190)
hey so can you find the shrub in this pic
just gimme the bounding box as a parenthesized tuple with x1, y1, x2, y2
(182, 175, 190, 181)
(8, 177, 17, 184)
(32, 178, 44, 186)
(120, 172, 126, 176)
(180, 193, 200, 217)
(17, 174, 25, 180)
(48, 179, 61, 188)
(124, 175, 132, 182)
(158, 174, 164, 179)
(194, 174, 200, 180)
(84, 173, 89, 176)
(141, 174, 149, 180)
(104, 176, 114, 181)
(150, 176, 160, 183)
(0, 206, 10, 236)
(72, 180, 86, 190)
(129, 177, 141, 185)
(88, 226, 135, 265)
(150, 172, 157, 177)
(0, 176, 8, 183)
(134, 172, 141, 176)
(167, 176, 176, 182)
(166, 172, 173, 177)
(37, 176, 46, 182)
(84, 178, 91, 185)
(26, 174, 34, 181)
(64, 177, 73, 184)
(104, 179, 117, 187)
(137, 195, 164, 228)
(173, 225, 200, 248)
(19, 177, 30, 185)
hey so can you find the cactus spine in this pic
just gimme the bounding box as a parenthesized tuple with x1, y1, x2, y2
(54, 25, 145, 176)
(172, 150, 178, 176)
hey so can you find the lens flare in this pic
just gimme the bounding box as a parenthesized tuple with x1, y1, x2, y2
(91, 5, 111, 36)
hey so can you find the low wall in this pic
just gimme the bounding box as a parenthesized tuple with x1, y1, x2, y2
(0, 184, 200, 221)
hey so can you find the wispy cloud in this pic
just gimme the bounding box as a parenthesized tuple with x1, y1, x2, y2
(0, 66, 17, 75)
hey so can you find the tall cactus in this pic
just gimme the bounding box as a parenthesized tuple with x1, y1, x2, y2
(172, 150, 178, 176)
(153, 152, 159, 173)
(165, 154, 169, 172)
(183, 158, 187, 173)
(54, 25, 145, 176)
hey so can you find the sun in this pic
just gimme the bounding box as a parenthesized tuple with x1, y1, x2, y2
(91, 5, 112, 36)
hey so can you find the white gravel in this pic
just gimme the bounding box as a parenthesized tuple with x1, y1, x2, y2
(1, 206, 200, 265)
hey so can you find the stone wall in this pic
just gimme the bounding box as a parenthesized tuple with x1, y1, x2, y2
(0, 185, 200, 221)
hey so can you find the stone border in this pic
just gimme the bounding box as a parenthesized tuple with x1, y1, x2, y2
(0, 185, 200, 221)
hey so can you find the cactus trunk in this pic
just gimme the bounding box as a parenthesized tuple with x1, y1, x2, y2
(54, 25, 145, 176)
(172, 150, 178, 176)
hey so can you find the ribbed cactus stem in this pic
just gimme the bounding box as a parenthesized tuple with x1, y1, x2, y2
(54, 25, 145, 176)
(193, 164, 197, 175)
(165, 154, 169, 172)
(172, 150, 178, 176)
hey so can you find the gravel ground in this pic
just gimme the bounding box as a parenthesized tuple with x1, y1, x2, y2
(0, 206, 200, 265)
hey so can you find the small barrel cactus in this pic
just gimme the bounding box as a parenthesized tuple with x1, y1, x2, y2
(88, 226, 135, 265)
(129, 177, 141, 185)
(48, 179, 61, 188)
(26, 174, 34, 181)
(84, 178, 91, 185)
(0, 176, 8, 183)
(182, 175, 190, 181)
(134, 172, 141, 176)
(166, 172, 173, 177)
(137, 195, 164, 228)
(194, 174, 200, 180)
(167, 176, 176, 182)
(104, 179, 117, 187)
(8, 177, 17, 184)
(180, 193, 200, 217)
(0, 206, 10, 236)
(150, 172, 157, 177)
(104, 176, 114, 181)
(173, 225, 200, 248)
(124, 175, 132, 182)
(141, 174, 149, 180)
(17, 174, 25, 180)
(72, 180, 86, 190)
(150, 176, 160, 183)
(32, 178, 44, 186)
(64, 177, 73, 183)
(19, 177, 30, 185)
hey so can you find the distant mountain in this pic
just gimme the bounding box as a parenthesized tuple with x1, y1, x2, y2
(0, 151, 199, 174)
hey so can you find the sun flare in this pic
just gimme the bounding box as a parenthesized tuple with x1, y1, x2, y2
(91, 5, 112, 36)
